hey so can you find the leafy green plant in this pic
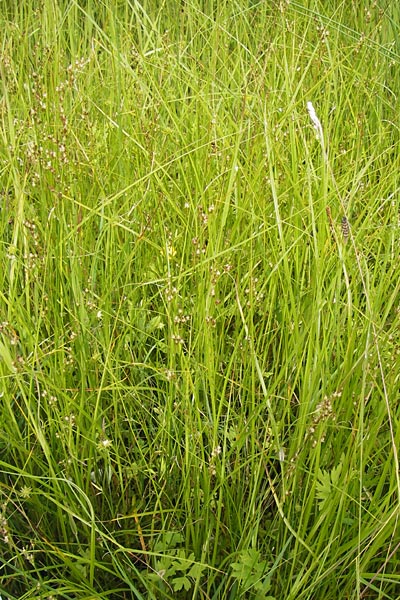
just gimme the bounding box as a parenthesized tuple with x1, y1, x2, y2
(230, 549, 275, 599)
(148, 533, 206, 595)
(315, 454, 345, 512)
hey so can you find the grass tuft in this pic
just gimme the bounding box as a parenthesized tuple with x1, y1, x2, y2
(1, 1, 400, 598)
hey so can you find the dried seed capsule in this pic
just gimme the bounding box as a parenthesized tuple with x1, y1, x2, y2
(341, 216, 349, 244)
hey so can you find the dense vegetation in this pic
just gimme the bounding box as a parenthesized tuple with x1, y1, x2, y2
(1, 1, 400, 598)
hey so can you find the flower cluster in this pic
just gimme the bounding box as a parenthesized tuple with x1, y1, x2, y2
(308, 392, 338, 447)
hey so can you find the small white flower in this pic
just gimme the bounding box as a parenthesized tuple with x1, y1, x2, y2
(99, 438, 112, 449)
(211, 445, 222, 459)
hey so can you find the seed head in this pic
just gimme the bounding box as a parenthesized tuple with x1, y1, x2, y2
(341, 216, 350, 244)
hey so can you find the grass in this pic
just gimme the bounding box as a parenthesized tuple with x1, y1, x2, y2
(0, 0, 400, 598)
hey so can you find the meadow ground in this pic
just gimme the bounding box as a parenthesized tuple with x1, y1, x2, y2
(1, 1, 400, 598)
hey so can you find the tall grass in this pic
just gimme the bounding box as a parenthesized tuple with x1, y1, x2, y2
(1, 1, 400, 598)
